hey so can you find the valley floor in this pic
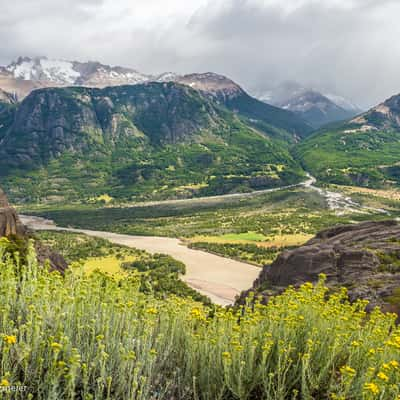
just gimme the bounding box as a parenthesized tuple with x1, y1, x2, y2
(21, 215, 260, 305)
(21, 177, 394, 305)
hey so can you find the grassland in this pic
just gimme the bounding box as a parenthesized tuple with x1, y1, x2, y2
(82, 255, 135, 276)
(1, 239, 400, 399)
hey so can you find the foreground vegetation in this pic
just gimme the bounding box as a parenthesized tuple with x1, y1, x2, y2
(1, 239, 400, 399)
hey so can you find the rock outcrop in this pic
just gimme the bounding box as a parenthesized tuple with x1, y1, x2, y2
(0, 187, 26, 236)
(0, 187, 67, 272)
(243, 220, 400, 314)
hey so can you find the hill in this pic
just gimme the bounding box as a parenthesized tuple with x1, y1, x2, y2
(295, 93, 400, 187)
(0, 82, 306, 203)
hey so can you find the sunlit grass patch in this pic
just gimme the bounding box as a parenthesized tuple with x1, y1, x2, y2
(258, 233, 313, 248)
(191, 231, 268, 243)
(190, 232, 312, 248)
(339, 185, 400, 201)
(83, 255, 137, 276)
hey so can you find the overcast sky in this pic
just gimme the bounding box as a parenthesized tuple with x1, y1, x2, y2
(1, 0, 400, 108)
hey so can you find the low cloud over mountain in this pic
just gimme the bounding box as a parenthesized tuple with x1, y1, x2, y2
(1, 0, 400, 108)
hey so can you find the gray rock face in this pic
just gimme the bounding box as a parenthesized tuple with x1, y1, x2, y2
(244, 220, 400, 314)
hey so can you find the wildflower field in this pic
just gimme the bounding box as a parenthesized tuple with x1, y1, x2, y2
(1, 240, 400, 399)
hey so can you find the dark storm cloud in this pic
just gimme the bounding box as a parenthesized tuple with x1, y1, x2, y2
(1, 0, 399, 108)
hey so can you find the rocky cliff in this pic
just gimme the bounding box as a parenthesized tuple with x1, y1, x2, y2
(0, 187, 26, 236)
(0, 187, 67, 272)
(243, 220, 400, 314)
(0, 82, 223, 170)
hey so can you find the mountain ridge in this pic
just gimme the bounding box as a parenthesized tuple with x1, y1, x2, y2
(0, 82, 306, 203)
(0, 57, 313, 139)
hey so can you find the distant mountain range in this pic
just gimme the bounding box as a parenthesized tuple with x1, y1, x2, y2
(2, 56, 399, 202)
(252, 81, 362, 128)
(0, 57, 359, 129)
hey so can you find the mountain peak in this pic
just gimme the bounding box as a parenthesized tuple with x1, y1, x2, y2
(253, 81, 361, 128)
(175, 72, 244, 100)
(350, 93, 400, 130)
(4, 56, 151, 87)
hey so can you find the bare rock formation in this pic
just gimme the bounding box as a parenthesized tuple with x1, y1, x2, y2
(0, 187, 67, 272)
(242, 220, 400, 315)
(0, 187, 26, 236)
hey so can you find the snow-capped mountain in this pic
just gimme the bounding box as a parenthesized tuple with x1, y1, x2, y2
(174, 72, 243, 100)
(0, 57, 248, 101)
(155, 72, 181, 82)
(6, 56, 151, 86)
(252, 81, 362, 128)
(7, 57, 81, 84)
(0, 88, 17, 104)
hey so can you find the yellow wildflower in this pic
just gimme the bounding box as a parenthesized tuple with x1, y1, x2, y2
(364, 382, 379, 395)
(377, 372, 389, 382)
(146, 307, 158, 315)
(0, 379, 9, 387)
(3, 335, 17, 345)
(149, 349, 157, 356)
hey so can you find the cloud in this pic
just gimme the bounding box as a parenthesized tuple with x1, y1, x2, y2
(188, 0, 400, 107)
(0, 0, 399, 107)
